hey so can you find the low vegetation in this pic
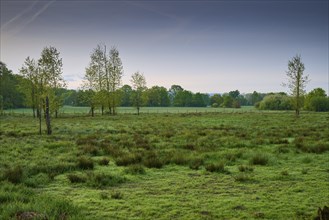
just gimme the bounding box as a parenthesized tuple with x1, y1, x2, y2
(0, 111, 328, 219)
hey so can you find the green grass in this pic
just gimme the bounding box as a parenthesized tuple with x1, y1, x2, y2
(3, 105, 257, 116)
(0, 111, 329, 219)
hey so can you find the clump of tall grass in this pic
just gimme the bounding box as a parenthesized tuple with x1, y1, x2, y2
(98, 158, 110, 166)
(88, 172, 126, 188)
(77, 157, 94, 170)
(3, 166, 24, 184)
(249, 153, 269, 165)
(238, 165, 254, 172)
(143, 152, 165, 169)
(67, 173, 86, 183)
(205, 161, 228, 173)
(115, 153, 142, 166)
(124, 164, 145, 175)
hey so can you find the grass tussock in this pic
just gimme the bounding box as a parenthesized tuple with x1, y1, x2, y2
(3, 166, 24, 184)
(77, 157, 94, 170)
(205, 162, 228, 173)
(249, 153, 269, 165)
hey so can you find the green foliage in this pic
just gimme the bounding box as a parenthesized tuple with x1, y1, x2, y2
(0, 62, 25, 109)
(257, 93, 293, 110)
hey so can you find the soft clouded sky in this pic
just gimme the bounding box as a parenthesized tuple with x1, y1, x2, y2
(1, 0, 328, 93)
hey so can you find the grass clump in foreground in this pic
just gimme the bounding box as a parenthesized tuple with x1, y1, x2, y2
(0, 111, 329, 219)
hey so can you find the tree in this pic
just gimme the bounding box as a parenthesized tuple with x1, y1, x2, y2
(131, 72, 147, 115)
(284, 55, 309, 116)
(19, 57, 39, 117)
(38, 46, 66, 118)
(108, 47, 123, 115)
(119, 85, 133, 107)
(1, 62, 25, 110)
(169, 85, 183, 106)
(210, 94, 223, 107)
(304, 88, 327, 110)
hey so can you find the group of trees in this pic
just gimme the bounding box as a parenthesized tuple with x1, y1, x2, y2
(1, 52, 329, 118)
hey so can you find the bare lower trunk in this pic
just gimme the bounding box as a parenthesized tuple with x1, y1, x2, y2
(137, 107, 140, 115)
(55, 110, 58, 118)
(101, 105, 104, 115)
(45, 96, 52, 135)
(38, 107, 42, 135)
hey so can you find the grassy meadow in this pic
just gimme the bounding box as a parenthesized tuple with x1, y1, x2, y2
(0, 109, 328, 219)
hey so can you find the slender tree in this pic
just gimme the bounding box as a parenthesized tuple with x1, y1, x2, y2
(108, 47, 123, 115)
(19, 57, 38, 117)
(284, 55, 309, 116)
(131, 71, 147, 115)
(38, 46, 66, 118)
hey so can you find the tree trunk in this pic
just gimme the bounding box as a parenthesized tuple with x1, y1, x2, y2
(91, 107, 94, 117)
(45, 96, 52, 135)
(55, 110, 58, 118)
(137, 107, 140, 115)
(32, 106, 36, 118)
(38, 106, 42, 135)
(101, 105, 104, 115)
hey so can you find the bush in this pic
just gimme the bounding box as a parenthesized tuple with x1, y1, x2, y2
(3, 166, 24, 184)
(308, 97, 329, 112)
(67, 173, 86, 183)
(257, 93, 293, 110)
(77, 157, 94, 170)
(249, 153, 269, 165)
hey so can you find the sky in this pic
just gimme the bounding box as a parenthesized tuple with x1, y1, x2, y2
(1, 0, 328, 94)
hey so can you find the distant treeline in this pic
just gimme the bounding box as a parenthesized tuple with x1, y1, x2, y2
(1, 61, 328, 112)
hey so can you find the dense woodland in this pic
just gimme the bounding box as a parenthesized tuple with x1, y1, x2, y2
(1, 45, 329, 113)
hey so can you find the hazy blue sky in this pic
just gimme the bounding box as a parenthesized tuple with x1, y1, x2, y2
(1, 0, 328, 93)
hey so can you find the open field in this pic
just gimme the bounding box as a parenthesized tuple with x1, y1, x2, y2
(3, 106, 257, 116)
(0, 111, 328, 219)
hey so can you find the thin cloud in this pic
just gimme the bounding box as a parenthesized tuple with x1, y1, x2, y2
(1, 1, 38, 31)
(1, 0, 55, 36)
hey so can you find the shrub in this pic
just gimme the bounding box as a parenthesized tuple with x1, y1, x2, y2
(249, 153, 269, 165)
(77, 157, 94, 170)
(98, 158, 110, 166)
(3, 166, 24, 184)
(67, 173, 86, 183)
(125, 164, 145, 175)
(205, 162, 228, 173)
